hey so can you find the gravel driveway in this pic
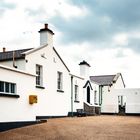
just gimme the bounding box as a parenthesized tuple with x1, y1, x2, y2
(0, 115, 140, 140)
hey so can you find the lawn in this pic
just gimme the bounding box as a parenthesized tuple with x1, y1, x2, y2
(0, 115, 140, 140)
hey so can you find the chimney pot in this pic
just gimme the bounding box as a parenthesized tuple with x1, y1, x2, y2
(3, 47, 6, 52)
(45, 24, 48, 29)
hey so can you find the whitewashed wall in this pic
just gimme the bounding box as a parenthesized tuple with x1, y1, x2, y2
(0, 66, 36, 122)
(25, 45, 71, 116)
(113, 88, 140, 114)
(72, 76, 84, 112)
(91, 83, 100, 105)
(101, 76, 125, 113)
(0, 59, 26, 70)
(101, 86, 118, 113)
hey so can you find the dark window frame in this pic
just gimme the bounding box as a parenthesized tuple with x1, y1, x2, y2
(0, 81, 17, 95)
(57, 71, 63, 91)
(74, 85, 79, 102)
(36, 64, 43, 86)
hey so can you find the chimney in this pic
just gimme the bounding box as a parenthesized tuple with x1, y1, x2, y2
(3, 47, 6, 52)
(45, 23, 48, 29)
(39, 23, 54, 46)
(79, 60, 91, 80)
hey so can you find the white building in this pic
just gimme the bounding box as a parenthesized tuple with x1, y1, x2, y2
(0, 24, 85, 123)
(90, 73, 125, 114)
(0, 24, 139, 126)
(110, 88, 140, 114)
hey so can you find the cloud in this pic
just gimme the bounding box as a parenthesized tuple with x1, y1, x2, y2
(70, 0, 140, 29)
(49, 0, 140, 53)
(0, 0, 16, 17)
(128, 37, 140, 52)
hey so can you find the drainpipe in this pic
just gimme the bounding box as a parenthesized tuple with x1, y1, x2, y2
(99, 85, 103, 106)
(71, 76, 73, 117)
(13, 51, 17, 68)
(101, 86, 103, 105)
(99, 86, 101, 105)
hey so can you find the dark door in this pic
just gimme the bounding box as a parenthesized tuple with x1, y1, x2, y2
(87, 86, 90, 103)
(118, 96, 126, 114)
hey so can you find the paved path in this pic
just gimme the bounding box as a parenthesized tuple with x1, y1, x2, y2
(0, 115, 140, 140)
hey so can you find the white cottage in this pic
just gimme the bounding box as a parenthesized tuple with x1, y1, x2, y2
(0, 24, 85, 124)
(90, 73, 125, 114)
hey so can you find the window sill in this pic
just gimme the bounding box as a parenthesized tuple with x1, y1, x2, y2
(74, 100, 80, 103)
(36, 85, 45, 89)
(0, 93, 20, 98)
(57, 90, 64, 93)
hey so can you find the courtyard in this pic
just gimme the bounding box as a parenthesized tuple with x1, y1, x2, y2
(0, 115, 140, 140)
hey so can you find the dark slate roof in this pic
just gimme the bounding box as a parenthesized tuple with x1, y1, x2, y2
(90, 75, 116, 86)
(0, 48, 33, 61)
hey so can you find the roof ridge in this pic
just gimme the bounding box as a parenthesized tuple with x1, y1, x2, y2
(90, 74, 116, 77)
(0, 48, 33, 54)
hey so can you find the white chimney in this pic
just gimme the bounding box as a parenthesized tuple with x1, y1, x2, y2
(39, 24, 54, 46)
(79, 60, 91, 80)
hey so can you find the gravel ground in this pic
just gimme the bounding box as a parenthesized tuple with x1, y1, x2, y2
(0, 115, 140, 140)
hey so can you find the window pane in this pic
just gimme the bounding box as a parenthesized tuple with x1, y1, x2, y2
(5, 82, 10, 93)
(36, 65, 42, 86)
(75, 85, 78, 101)
(36, 76, 40, 85)
(94, 90, 97, 103)
(0, 81, 4, 92)
(57, 72, 63, 90)
(11, 83, 15, 93)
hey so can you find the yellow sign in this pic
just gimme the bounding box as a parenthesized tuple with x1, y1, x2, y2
(29, 95, 37, 104)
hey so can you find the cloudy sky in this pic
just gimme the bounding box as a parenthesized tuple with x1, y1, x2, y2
(0, 0, 140, 87)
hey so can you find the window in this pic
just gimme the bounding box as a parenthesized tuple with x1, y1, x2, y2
(74, 85, 79, 102)
(0, 81, 4, 92)
(94, 90, 97, 104)
(36, 65, 43, 86)
(57, 71, 63, 90)
(5, 82, 10, 93)
(0, 81, 16, 94)
(11, 83, 15, 93)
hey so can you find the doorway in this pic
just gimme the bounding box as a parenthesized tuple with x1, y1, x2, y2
(87, 86, 90, 104)
(118, 95, 126, 114)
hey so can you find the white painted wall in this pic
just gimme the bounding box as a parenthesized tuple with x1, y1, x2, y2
(0, 66, 36, 122)
(101, 76, 125, 113)
(100, 76, 140, 114)
(113, 88, 140, 114)
(80, 65, 90, 80)
(72, 76, 84, 112)
(91, 82, 100, 106)
(25, 45, 71, 116)
(101, 86, 118, 113)
(40, 32, 53, 46)
(0, 59, 26, 70)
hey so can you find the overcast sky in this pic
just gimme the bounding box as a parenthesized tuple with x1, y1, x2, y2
(0, 0, 140, 87)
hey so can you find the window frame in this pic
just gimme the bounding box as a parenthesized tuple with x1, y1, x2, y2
(57, 71, 63, 92)
(0, 81, 16, 94)
(94, 90, 97, 104)
(74, 85, 79, 102)
(36, 64, 43, 87)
